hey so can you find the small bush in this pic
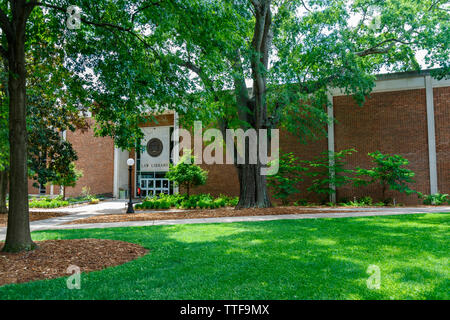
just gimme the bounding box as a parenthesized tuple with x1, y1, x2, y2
(359, 196, 373, 206)
(29, 197, 69, 208)
(136, 194, 238, 210)
(355, 151, 416, 202)
(420, 193, 449, 205)
(341, 197, 373, 207)
(294, 199, 308, 206)
(267, 152, 306, 205)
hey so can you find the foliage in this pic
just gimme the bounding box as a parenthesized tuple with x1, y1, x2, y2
(303, 149, 357, 203)
(28, 193, 103, 208)
(267, 152, 306, 205)
(80, 187, 99, 202)
(29, 197, 69, 209)
(135, 193, 239, 210)
(419, 193, 449, 206)
(165, 154, 208, 197)
(339, 196, 374, 207)
(294, 199, 309, 206)
(355, 151, 416, 201)
(0, 7, 89, 187)
(50, 163, 83, 200)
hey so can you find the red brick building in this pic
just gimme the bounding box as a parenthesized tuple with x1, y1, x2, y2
(29, 70, 450, 205)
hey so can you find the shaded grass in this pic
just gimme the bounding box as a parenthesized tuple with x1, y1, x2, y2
(0, 213, 448, 300)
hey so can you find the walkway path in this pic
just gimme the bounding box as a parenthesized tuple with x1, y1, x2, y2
(1, 201, 449, 240)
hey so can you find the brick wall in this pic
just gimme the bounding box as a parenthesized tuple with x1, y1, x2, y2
(64, 118, 115, 197)
(180, 128, 327, 201)
(333, 89, 430, 204)
(26, 86, 449, 205)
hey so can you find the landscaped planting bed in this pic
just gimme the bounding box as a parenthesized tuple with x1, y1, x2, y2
(0, 239, 147, 286)
(65, 206, 359, 225)
(28, 194, 104, 209)
(0, 211, 67, 227)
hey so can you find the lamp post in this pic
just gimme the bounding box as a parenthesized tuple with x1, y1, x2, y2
(126, 158, 135, 214)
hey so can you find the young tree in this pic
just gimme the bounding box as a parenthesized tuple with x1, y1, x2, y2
(51, 162, 83, 200)
(303, 149, 357, 204)
(166, 154, 208, 197)
(355, 151, 416, 203)
(267, 152, 305, 205)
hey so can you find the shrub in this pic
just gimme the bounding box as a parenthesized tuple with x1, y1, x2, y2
(340, 196, 373, 207)
(267, 152, 306, 205)
(359, 196, 373, 206)
(29, 197, 69, 208)
(165, 153, 208, 197)
(355, 151, 416, 202)
(294, 199, 308, 206)
(51, 163, 83, 200)
(419, 193, 449, 205)
(214, 197, 227, 208)
(302, 149, 357, 204)
(136, 193, 236, 210)
(217, 194, 239, 207)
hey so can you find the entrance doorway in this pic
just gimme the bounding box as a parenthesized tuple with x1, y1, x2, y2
(136, 172, 172, 198)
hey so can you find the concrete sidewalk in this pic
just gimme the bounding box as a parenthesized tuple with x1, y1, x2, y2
(1, 201, 449, 240)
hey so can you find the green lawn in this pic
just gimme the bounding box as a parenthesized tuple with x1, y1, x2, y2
(1, 213, 449, 300)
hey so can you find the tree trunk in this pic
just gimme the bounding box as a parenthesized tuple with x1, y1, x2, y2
(236, 163, 271, 209)
(234, 1, 273, 209)
(0, 170, 8, 214)
(2, 4, 36, 252)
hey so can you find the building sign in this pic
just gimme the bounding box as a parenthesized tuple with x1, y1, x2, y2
(140, 127, 170, 172)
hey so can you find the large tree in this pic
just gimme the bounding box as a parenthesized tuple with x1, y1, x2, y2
(113, 0, 447, 208)
(0, 0, 107, 251)
(0, 0, 172, 252)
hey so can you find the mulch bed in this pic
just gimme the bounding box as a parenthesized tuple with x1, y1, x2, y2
(65, 206, 347, 225)
(0, 211, 67, 227)
(0, 239, 148, 286)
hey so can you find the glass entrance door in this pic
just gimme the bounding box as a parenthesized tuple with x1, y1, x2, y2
(137, 172, 171, 197)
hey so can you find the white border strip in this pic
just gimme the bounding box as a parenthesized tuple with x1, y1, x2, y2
(330, 76, 450, 96)
(425, 76, 438, 194)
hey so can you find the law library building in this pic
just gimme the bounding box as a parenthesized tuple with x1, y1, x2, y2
(28, 70, 450, 205)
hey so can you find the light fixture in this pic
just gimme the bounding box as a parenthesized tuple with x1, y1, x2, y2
(126, 158, 135, 213)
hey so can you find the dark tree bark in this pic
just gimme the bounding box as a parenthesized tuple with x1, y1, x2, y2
(236, 163, 271, 208)
(233, 0, 273, 209)
(0, 170, 8, 214)
(1, 1, 36, 252)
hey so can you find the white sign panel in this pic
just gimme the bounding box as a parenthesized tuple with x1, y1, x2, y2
(140, 126, 171, 172)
